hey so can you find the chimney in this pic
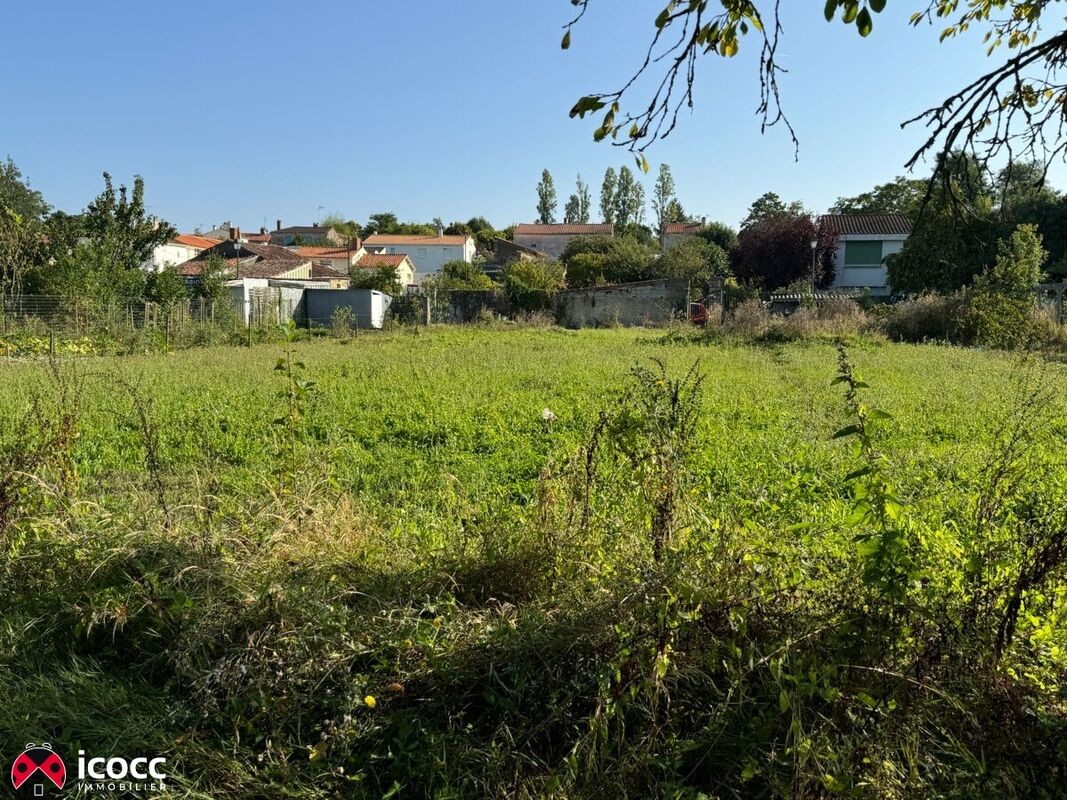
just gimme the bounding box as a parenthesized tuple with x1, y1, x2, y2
(229, 226, 237, 241)
(276, 219, 282, 231)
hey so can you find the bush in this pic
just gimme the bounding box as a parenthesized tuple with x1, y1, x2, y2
(880, 293, 963, 343)
(956, 224, 1047, 348)
(656, 238, 730, 284)
(503, 259, 565, 312)
(723, 299, 769, 337)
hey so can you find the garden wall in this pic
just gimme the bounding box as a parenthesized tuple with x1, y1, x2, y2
(555, 279, 689, 328)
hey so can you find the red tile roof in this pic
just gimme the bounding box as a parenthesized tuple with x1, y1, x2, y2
(172, 234, 219, 249)
(355, 253, 411, 268)
(244, 232, 272, 243)
(364, 234, 470, 247)
(294, 246, 355, 259)
(311, 262, 349, 279)
(819, 214, 913, 236)
(176, 241, 309, 279)
(664, 222, 704, 235)
(513, 223, 614, 236)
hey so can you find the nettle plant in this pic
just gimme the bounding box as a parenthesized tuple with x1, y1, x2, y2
(832, 345, 920, 614)
(273, 320, 317, 493)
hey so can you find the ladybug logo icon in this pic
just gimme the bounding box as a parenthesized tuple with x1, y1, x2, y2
(11, 743, 65, 794)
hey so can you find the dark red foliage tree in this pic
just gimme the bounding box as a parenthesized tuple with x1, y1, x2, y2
(732, 215, 837, 291)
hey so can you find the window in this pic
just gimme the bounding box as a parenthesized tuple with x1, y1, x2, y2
(843, 240, 883, 266)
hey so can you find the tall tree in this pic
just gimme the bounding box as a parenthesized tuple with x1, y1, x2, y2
(536, 169, 557, 224)
(600, 167, 617, 225)
(563, 174, 593, 224)
(0, 158, 49, 221)
(651, 163, 678, 233)
(741, 192, 804, 230)
(576, 174, 591, 223)
(830, 177, 927, 216)
(614, 166, 644, 228)
(44, 173, 174, 300)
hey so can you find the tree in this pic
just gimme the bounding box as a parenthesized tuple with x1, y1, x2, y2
(536, 169, 557, 224)
(146, 264, 188, 309)
(651, 163, 678, 233)
(366, 212, 399, 234)
(614, 166, 644, 227)
(960, 224, 1047, 347)
(503, 259, 565, 312)
(561, 2, 1067, 195)
(564, 174, 592, 224)
(0, 158, 49, 222)
(887, 156, 999, 294)
(741, 192, 804, 230)
(830, 177, 928, 216)
(319, 213, 363, 243)
(0, 208, 46, 301)
(41, 173, 174, 300)
(560, 232, 657, 286)
(656, 238, 731, 283)
(350, 265, 402, 295)
(428, 260, 496, 292)
(600, 167, 617, 224)
(696, 221, 738, 252)
(733, 214, 836, 291)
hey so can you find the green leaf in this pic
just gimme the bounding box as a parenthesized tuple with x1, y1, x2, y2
(824, 0, 838, 21)
(779, 689, 790, 712)
(856, 7, 873, 36)
(561, 30, 571, 50)
(637, 154, 651, 174)
(870, 0, 886, 11)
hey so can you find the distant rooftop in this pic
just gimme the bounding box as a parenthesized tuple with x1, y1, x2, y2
(820, 214, 913, 236)
(513, 223, 613, 236)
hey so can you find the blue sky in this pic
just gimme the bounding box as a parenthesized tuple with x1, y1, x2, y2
(2, 1, 1060, 233)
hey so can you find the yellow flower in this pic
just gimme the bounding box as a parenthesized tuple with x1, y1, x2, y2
(364, 694, 377, 709)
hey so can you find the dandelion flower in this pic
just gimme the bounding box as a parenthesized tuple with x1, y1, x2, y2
(364, 695, 377, 709)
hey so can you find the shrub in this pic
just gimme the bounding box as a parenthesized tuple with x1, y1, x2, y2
(956, 224, 1047, 348)
(723, 299, 769, 337)
(503, 259, 565, 312)
(656, 238, 730, 283)
(880, 293, 963, 343)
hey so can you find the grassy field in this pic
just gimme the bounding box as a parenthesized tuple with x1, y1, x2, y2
(1, 327, 1066, 798)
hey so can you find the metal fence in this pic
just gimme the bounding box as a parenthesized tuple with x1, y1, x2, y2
(0, 295, 243, 335)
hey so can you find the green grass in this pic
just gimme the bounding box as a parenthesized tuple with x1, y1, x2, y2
(1, 327, 1065, 798)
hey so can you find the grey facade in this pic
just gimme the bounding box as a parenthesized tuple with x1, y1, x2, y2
(555, 279, 689, 328)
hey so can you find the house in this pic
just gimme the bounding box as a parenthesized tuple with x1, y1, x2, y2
(820, 214, 913, 296)
(492, 238, 546, 265)
(175, 238, 313, 283)
(661, 221, 706, 251)
(271, 220, 344, 246)
(150, 233, 219, 271)
(353, 252, 417, 289)
(362, 232, 475, 279)
(512, 223, 614, 260)
(292, 245, 366, 274)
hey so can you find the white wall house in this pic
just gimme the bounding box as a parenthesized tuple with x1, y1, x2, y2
(363, 234, 475, 281)
(820, 214, 912, 296)
(150, 234, 218, 272)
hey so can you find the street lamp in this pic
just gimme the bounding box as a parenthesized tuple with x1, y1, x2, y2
(809, 236, 818, 298)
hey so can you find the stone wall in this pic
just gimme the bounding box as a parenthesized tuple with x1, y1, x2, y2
(555, 279, 689, 329)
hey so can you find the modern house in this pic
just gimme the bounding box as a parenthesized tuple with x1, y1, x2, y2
(271, 221, 344, 246)
(512, 223, 614, 260)
(362, 233, 475, 279)
(150, 233, 218, 271)
(820, 214, 912, 296)
(354, 252, 417, 289)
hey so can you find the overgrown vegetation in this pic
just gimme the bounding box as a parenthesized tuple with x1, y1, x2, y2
(1, 328, 1065, 798)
